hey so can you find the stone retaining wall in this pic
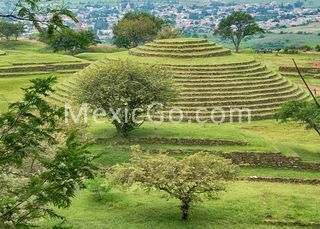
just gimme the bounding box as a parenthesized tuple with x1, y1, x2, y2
(96, 137, 248, 146)
(240, 176, 320, 185)
(279, 66, 320, 74)
(151, 149, 320, 170)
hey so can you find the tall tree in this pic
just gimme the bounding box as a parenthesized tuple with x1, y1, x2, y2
(113, 12, 167, 48)
(215, 11, 264, 52)
(0, 77, 95, 227)
(0, 0, 78, 35)
(76, 60, 177, 137)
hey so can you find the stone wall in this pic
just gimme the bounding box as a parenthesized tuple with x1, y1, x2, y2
(96, 137, 248, 146)
(151, 149, 320, 170)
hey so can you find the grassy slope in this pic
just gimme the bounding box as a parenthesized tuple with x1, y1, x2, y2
(208, 33, 320, 50)
(0, 40, 83, 111)
(42, 181, 320, 228)
(88, 120, 320, 163)
(2, 39, 320, 228)
(271, 22, 320, 34)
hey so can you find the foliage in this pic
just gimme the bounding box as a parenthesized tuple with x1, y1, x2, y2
(113, 12, 167, 48)
(49, 29, 98, 55)
(0, 21, 24, 40)
(157, 26, 181, 39)
(0, 77, 95, 228)
(85, 175, 112, 201)
(0, 0, 78, 36)
(111, 146, 238, 221)
(275, 98, 320, 136)
(215, 11, 264, 52)
(76, 60, 177, 137)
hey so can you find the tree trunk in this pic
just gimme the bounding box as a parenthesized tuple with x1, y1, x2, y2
(181, 201, 190, 221)
(235, 43, 240, 53)
(115, 123, 128, 138)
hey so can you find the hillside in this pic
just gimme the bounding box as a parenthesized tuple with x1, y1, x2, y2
(1, 39, 320, 228)
(50, 38, 309, 122)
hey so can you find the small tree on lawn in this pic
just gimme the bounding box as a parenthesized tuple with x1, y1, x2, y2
(111, 146, 238, 221)
(76, 60, 177, 137)
(215, 11, 264, 53)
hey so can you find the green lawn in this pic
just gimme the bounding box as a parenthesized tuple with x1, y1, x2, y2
(87, 120, 320, 163)
(0, 74, 73, 112)
(1, 39, 320, 229)
(41, 181, 320, 228)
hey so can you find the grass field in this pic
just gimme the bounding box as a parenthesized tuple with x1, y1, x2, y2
(208, 33, 320, 50)
(1, 39, 320, 228)
(271, 22, 320, 35)
(42, 181, 320, 228)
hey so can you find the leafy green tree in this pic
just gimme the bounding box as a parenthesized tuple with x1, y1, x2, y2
(215, 11, 264, 52)
(157, 26, 181, 39)
(275, 99, 320, 136)
(113, 12, 167, 48)
(112, 146, 238, 221)
(76, 60, 177, 137)
(0, 21, 24, 40)
(0, 0, 78, 35)
(49, 29, 98, 55)
(0, 77, 95, 227)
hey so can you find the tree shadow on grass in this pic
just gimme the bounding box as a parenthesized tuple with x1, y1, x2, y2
(289, 146, 320, 162)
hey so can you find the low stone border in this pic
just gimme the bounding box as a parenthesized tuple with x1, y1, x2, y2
(279, 66, 320, 74)
(264, 219, 320, 227)
(148, 149, 320, 170)
(240, 176, 320, 185)
(96, 137, 248, 146)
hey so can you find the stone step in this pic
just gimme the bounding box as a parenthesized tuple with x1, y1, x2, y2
(176, 76, 285, 88)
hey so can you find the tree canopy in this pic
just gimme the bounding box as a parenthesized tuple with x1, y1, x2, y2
(112, 146, 238, 221)
(215, 11, 264, 52)
(76, 60, 177, 137)
(113, 12, 167, 48)
(275, 98, 320, 136)
(0, 77, 95, 227)
(48, 29, 98, 55)
(0, 0, 78, 35)
(0, 21, 24, 40)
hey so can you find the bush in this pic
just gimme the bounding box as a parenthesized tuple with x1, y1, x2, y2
(111, 146, 238, 221)
(86, 175, 112, 200)
(157, 26, 181, 39)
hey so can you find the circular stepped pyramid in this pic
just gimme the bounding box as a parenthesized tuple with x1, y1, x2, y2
(129, 38, 231, 58)
(49, 38, 309, 122)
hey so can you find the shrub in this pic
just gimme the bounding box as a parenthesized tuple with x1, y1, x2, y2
(111, 146, 238, 221)
(86, 175, 112, 200)
(157, 26, 181, 39)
